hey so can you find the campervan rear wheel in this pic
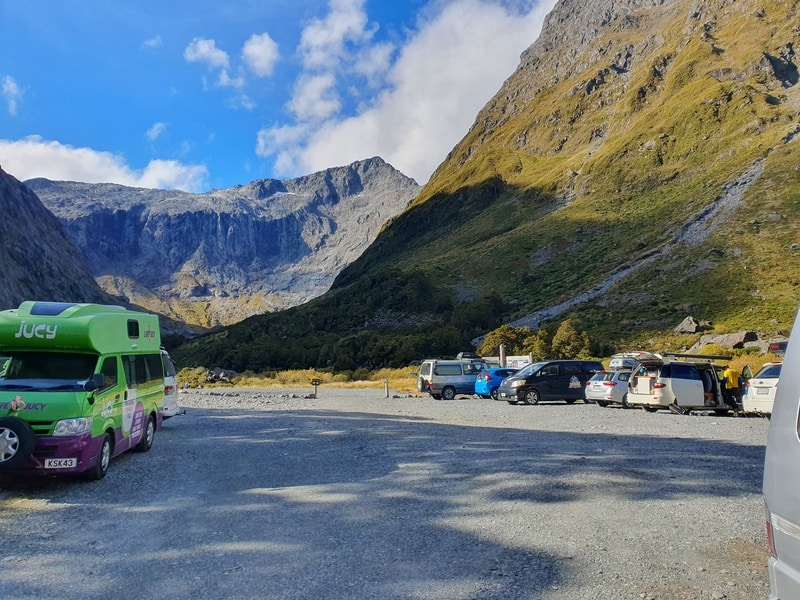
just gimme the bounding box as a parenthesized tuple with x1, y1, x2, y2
(441, 386, 456, 401)
(0, 417, 35, 470)
(86, 433, 112, 480)
(135, 414, 155, 452)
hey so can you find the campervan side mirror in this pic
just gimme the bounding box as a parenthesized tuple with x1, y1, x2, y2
(83, 373, 106, 394)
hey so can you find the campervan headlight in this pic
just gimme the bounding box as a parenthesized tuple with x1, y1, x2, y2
(53, 417, 93, 436)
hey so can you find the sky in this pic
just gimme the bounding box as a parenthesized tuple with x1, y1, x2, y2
(0, 0, 557, 193)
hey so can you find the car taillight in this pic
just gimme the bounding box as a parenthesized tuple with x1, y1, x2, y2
(486, 374, 493, 381)
(654, 382, 666, 389)
(767, 518, 776, 558)
(603, 381, 617, 387)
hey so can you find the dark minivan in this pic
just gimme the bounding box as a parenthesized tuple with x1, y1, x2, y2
(498, 359, 604, 405)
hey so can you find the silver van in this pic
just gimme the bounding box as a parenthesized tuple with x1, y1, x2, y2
(413, 359, 488, 400)
(763, 308, 800, 599)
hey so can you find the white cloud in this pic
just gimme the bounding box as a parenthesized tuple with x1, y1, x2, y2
(184, 37, 230, 69)
(142, 35, 162, 49)
(242, 33, 279, 77)
(288, 73, 341, 121)
(146, 122, 168, 141)
(2, 75, 22, 115)
(0, 136, 208, 192)
(256, 0, 557, 184)
(299, 0, 372, 70)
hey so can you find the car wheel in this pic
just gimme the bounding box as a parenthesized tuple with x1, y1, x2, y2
(86, 433, 112, 481)
(0, 417, 35, 471)
(135, 414, 155, 452)
(621, 393, 629, 409)
(596, 400, 610, 408)
(490, 388, 500, 401)
(441, 386, 456, 401)
(524, 389, 540, 405)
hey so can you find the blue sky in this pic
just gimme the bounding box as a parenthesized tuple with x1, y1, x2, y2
(0, 0, 556, 193)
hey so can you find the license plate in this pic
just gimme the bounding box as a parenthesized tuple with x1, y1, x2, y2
(44, 458, 77, 469)
(757, 388, 769, 395)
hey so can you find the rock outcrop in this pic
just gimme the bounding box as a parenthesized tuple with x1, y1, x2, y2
(27, 157, 419, 328)
(0, 167, 115, 309)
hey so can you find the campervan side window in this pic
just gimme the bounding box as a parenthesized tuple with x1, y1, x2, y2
(122, 353, 164, 387)
(99, 356, 118, 390)
(1, 351, 97, 380)
(127, 319, 140, 338)
(667, 363, 700, 380)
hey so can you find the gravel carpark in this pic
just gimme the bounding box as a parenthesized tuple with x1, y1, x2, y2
(0, 387, 771, 600)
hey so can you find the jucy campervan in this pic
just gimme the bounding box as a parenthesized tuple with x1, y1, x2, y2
(0, 301, 165, 479)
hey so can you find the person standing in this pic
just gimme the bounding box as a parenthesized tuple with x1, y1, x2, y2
(722, 365, 742, 409)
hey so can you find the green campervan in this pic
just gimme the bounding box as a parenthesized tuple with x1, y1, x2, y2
(0, 301, 165, 479)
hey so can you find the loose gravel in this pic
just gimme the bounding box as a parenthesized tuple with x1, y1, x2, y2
(0, 387, 771, 600)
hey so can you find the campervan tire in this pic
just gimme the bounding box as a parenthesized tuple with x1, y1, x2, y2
(86, 433, 112, 481)
(135, 414, 155, 452)
(0, 417, 35, 470)
(441, 386, 456, 401)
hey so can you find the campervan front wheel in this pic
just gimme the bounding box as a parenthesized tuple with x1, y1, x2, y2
(0, 417, 35, 470)
(86, 433, 112, 481)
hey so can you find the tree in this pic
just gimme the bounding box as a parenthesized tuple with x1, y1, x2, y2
(477, 325, 533, 356)
(551, 318, 592, 358)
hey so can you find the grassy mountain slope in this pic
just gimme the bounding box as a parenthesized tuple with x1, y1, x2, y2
(173, 0, 800, 371)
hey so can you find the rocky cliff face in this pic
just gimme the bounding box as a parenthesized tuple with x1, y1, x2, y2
(0, 167, 115, 309)
(27, 157, 419, 328)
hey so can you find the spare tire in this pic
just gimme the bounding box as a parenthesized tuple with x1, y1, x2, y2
(0, 417, 36, 470)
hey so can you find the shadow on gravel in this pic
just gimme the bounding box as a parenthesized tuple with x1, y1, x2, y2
(0, 404, 767, 600)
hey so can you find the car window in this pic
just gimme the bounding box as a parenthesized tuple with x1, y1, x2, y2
(434, 364, 462, 376)
(539, 364, 560, 376)
(616, 372, 631, 382)
(589, 372, 605, 381)
(756, 364, 782, 378)
(563, 363, 582, 375)
(669, 363, 700, 380)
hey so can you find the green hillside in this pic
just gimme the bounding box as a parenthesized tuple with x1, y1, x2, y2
(172, 0, 800, 372)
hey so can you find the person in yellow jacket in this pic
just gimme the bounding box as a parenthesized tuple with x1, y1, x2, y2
(722, 365, 742, 409)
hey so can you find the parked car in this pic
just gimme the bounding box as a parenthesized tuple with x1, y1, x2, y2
(743, 361, 781, 416)
(161, 349, 180, 418)
(585, 370, 632, 407)
(626, 352, 750, 414)
(497, 359, 604, 405)
(763, 310, 800, 598)
(412, 358, 488, 400)
(475, 368, 518, 400)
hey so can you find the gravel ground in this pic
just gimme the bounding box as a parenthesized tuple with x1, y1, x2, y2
(0, 387, 771, 600)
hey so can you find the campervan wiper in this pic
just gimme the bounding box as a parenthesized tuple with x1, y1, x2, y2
(0, 383, 37, 390)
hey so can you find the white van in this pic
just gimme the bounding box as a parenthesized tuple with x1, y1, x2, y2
(626, 352, 736, 414)
(763, 309, 800, 599)
(161, 349, 180, 418)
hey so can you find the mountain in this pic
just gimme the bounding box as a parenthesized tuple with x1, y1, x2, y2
(0, 167, 116, 309)
(171, 0, 800, 372)
(27, 157, 419, 329)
